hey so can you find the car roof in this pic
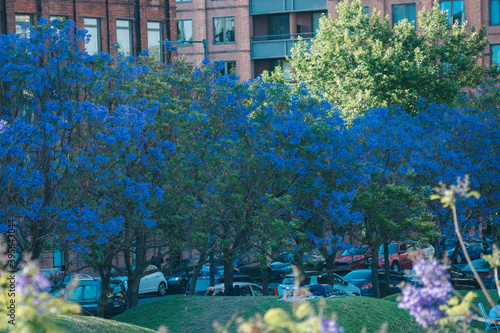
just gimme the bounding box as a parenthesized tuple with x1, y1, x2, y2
(213, 282, 260, 288)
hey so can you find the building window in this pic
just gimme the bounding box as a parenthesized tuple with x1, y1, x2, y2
(147, 22, 163, 62)
(84, 18, 101, 55)
(268, 14, 289, 40)
(15, 14, 32, 38)
(176, 0, 191, 2)
(270, 59, 292, 81)
(312, 12, 327, 36)
(491, 0, 500, 25)
(53, 248, 65, 268)
(440, 1, 464, 26)
(219, 61, 236, 75)
(492, 44, 500, 65)
(116, 20, 133, 56)
(214, 17, 235, 44)
(392, 3, 416, 28)
(177, 20, 193, 45)
(363, 6, 370, 16)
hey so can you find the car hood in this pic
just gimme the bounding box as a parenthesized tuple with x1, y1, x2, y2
(335, 255, 365, 263)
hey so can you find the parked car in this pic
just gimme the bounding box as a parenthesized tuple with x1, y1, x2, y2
(111, 265, 168, 296)
(404, 266, 481, 290)
(461, 259, 494, 289)
(65, 278, 128, 318)
(206, 282, 265, 296)
(185, 275, 224, 295)
(270, 261, 294, 282)
(215, 253, 268, 280)
(445, 239, 485, 264)
(334, 246, 370, 270)
(343, 269, 410, 297)
(276, 272, 361, 296)
(377, 242, 425, 273)
(165, 270, 190, 294)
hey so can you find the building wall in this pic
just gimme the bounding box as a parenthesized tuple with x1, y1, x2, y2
(176, 0, 252, 80)
(1, 0, 177, 61)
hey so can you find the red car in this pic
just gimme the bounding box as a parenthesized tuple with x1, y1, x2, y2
(334, 246, 370, 270)
(378, 242, 425, 273)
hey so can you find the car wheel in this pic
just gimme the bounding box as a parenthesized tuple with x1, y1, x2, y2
(480, 251, 485, 260)
(455, 253, 463, 264)
(158, 282, 167, 296)
(391, 262, 400, 273)
(179, 280, 188, 294)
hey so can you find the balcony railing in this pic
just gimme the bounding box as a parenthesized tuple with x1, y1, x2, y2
(251, 33, 314, 59)
(250, 0, 327, 15)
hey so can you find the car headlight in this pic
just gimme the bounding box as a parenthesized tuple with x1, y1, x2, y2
(169, 277, 181, 282)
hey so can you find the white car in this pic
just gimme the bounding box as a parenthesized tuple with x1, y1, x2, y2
(207, 282, 264, 296)
(111, 264, 168, 296)
(277, 273, 361, 296)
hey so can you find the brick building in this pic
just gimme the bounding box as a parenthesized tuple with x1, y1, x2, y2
(0, 0, 177, 62)
(176, 0, 500, 81)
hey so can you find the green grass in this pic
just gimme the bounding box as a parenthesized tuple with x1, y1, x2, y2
(51, 315, 157, 333)
(112, 295, 425, 333)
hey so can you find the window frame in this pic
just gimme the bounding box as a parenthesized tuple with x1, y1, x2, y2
(219, 60, 236, 75)
(177, 19, 193, 46)
(116, 19, 133, 56)
(392, 3, 417, 28)
(491, 44, 500, 66)
(147, 21, 163, 62)
(84, 17, 101, 55)
(213, 16, 235, 44)
(15, 13, 33, 38)
(491, 0, 500, 25)
(440, 0, 465, 26)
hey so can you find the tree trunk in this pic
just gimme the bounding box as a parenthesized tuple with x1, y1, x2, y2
(188, 253, 207, 295)
(97, 267, 111, 317)
(261, 263, 270, 296)
(224, 258, 235, 296)
(383, 243, 390, 296)
(324, 251, 336, 285)
(127, 275, 140, 308)
(370, 245, 380, 298)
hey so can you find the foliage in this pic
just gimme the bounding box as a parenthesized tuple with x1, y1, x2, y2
(234, 301, 344, 333)
(0, 242, 79, 333)
(290, 0, 499, 121)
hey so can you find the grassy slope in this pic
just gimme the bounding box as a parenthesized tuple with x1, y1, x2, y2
(113, 295, 424, 333)
(51, 315, 157, 333)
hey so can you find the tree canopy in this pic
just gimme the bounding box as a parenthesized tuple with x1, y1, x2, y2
(290, 0, 499, 121)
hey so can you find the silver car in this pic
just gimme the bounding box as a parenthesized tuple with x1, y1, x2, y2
(277, 273, 361, 296)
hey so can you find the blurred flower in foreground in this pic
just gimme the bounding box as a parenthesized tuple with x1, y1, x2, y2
(398, 258, 453, 327)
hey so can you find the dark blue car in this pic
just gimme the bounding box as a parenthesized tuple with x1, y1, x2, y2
(445, 239, 485, 264)
(343, 269, 409, 297)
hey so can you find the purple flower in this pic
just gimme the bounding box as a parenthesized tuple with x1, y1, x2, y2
(320, 318, 345, 333)
(17, 275, 29, 293)
(398, 259, 453, 327)
(33, 273, 52, 290)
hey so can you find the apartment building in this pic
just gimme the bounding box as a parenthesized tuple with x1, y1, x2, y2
(0, 0, 177, 62)
(176, 0, 500, 80)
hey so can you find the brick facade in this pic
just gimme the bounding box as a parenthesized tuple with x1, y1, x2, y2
(0, 0, 177, 61)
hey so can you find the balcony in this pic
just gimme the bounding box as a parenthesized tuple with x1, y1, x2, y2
(250, 0, 327, 15)
(251, 33, 313, 60)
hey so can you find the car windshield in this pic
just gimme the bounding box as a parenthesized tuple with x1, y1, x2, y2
(379, 244, 399, 254)
(341, 246, 368, 256)
(344, 270, 371, 280)
(464, 260, 490, 270)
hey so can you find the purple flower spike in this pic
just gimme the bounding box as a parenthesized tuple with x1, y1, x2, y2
(320, 318, 345, 333)
(398, 258, 453, 327)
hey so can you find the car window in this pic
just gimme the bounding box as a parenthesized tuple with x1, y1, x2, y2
(145, 266, 154, 272)
(109, 283, 125, 297)
(240, 286, 252, 296)
(341, 246, 369, 256)
(332, 276, 343, 285)
(83, 285, 98, 300)
(240, 255, 249, 264)
(67, 286, 83, 302)
(316, 275, 328, 284)
(252, 286, 263, 296)
(379, 244, 399, 254)
(282, 277, 295, 285)
(344, 271, 371, 280)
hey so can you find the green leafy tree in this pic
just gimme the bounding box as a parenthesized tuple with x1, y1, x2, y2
(290, 0, 498, 121)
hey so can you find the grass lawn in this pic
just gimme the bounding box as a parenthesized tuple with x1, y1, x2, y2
(51, 315, 157, 333)
(112, 295, 424, 333)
